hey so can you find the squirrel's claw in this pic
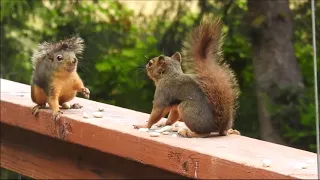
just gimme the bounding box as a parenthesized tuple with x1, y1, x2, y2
(227, 128, 241, 135)
(219, 128, 241, 136)
(52, 110, 63, 123)
(133, 124, 149, 129)
(155, 121, 166, 128)
(70, 103, 83, 109)
(177, 128, 189, 138)
(81, 87, 90, 99)
(32, 104, 45, 116)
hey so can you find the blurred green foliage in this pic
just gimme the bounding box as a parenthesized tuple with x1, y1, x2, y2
(0, 0, 319, 178)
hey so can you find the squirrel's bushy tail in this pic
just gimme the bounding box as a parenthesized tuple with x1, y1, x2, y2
(181, 16, 240, 132)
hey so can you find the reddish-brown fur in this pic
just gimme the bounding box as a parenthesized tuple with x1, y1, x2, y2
(182, 16, 240, 135)
(133, 16, 240, 137)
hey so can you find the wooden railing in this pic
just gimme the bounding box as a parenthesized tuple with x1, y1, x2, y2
(0, 78, 318, 179)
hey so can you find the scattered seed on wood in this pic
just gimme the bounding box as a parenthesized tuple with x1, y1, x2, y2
(306, 159, 316, 164)
(63, 102, 71, 109)
(155, 125, 173, 133)
(149, 132, 161, 137)
(138, 128, 149, 132)
(301, 163, 308, 169)
(175, 122, 184, 127)
(150, 125, 158, 130)
(155, 129, 165, 133)
(162, 125, 173, 132)
(162, 131, 170, 135)
(294, 163, 308, 169)
(262, 159, 271, 167)
(172, 127, 179, 132)
(93, 112, 103, 118)
(82, 112, 89, 118)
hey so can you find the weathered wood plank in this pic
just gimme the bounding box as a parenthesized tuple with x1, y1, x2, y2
(0, 123, 186, 179)
(0, 79, 318, 179)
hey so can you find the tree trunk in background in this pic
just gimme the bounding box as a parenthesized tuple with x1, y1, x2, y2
(247, 0, 304, 145)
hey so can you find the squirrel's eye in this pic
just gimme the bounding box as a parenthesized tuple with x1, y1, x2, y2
(57, 55, 63, 61)
(148, 60, 153, 66)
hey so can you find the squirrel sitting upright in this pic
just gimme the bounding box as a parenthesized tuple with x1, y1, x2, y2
(30, 36, 90, 122)
(133, 17, 240, 137)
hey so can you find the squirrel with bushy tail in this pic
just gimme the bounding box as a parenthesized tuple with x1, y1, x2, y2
(134, 16, 240, 137)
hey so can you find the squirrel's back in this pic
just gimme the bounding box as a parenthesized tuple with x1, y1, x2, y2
(181, 16, 240, 133)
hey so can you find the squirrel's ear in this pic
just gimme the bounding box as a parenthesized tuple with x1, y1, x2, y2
(171, 52, 181, 62)
(158, 55, 165, 65)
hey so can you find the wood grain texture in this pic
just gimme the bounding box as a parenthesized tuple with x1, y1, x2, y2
(0, 79, 318, 179)
(1, 123, 186, 179)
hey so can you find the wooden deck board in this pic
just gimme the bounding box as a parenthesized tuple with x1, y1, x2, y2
(1, 123, 185, 179)
(0, 79, 318, 179)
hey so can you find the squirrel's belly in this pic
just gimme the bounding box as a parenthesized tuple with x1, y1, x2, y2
(58, 85, 77, 104)
(58, 90, 77, 104)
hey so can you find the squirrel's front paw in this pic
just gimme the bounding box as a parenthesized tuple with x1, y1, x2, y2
(155, 121, 166, 128)
(31, 104, 46, 116)
(52, 110, 63, 123)
(81, 87, 90, 99)
(133, 124, 149, 129)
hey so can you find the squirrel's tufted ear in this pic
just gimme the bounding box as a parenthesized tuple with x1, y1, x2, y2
(59, 36, 85, 55)
(171, 52, 181, 62)
(68, 36, 85, 55)
(158, 55, 166, 65)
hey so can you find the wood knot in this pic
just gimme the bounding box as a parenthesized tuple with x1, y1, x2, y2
(182, 161, 189, 172)
(59, 120, 72, 139)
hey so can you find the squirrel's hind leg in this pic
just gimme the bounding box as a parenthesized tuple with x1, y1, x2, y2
(31, 85, 47, 116)
(177, 127, 210, 138)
